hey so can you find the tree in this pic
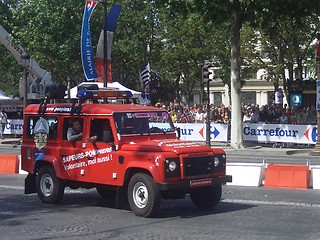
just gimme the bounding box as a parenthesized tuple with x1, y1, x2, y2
(0, 0, 21, 96)
(162, 0, 320, 148)
(10, 0, 86, 87)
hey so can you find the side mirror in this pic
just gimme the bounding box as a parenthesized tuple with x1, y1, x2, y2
(175, 127, 181, 139)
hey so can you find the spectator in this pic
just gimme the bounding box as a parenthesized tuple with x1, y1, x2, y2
(259, 106, 268, 122)
(250, 109, 260, 123)
(170, 110, 178, 123)
(289, 107, 298, 124)
(194, 106, 205, 123)
(296, 109, 307, 124)
(155, 98, 164, 108)
(306, 107, 317, 124)
(273, 107, 282, 123)
(279, 111, 289, 124)
(223, 111, 230, 124)
(243, 110, 251, 123)
(275, 88, 284, 108)
(264, 108, 275, 123)
(0, 110, 8, 139)
(211, 108, 224, 123)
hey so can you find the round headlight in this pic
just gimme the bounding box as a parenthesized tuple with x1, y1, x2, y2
(168, 161, 177, 171)
(214, 157, 220, 167)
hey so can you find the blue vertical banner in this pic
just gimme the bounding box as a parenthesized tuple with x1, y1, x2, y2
(81, 0, 99, 81)
(317, 80, 320, 110)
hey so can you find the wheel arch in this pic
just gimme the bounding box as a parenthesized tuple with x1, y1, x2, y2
(123, 167, 153, 187)
(34, 156, 60, 176)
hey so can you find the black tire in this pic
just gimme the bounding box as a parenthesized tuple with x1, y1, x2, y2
(190, 184, 222, 209)
(128, 173, 161, 217)
(96, 186, 116, 199)
(36, 165, 65, 204)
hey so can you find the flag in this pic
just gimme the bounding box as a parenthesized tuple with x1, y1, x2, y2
(95, 5, 122, 83)
(81, 0, 99, 81)
(140, 63, 151, 87)
(140, 63, 151, 103)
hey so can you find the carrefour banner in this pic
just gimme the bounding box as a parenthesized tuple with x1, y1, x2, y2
(176, 123, 228, 142)
(4, 119, 24, 135)
(243, 123, 317, 144)
(81, 0, 99, 80)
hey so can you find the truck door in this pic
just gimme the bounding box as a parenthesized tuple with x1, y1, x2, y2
(59, 117, 87, 181)
(83, 118, 117, 184)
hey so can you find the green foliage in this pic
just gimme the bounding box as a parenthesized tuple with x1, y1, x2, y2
(0, 0, 320, 105)
(10, 0, 85, 86)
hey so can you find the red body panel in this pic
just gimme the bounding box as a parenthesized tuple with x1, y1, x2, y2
(21, 102, 228, 189)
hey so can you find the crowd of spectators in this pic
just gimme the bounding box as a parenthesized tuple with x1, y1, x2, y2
(154, 98, 317, 125)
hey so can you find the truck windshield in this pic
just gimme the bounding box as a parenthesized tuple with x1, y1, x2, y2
(113, 111, 175, 135)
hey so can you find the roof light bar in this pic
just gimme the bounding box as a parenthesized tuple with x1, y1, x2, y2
(76, 89, 133, 100)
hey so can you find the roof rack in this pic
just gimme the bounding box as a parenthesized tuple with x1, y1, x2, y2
(76, 88, 133, 100)
(37, 87, 138, 115)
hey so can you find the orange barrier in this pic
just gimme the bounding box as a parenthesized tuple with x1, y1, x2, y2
(0, 154, 19, 174)
(264, 164, 310, 189)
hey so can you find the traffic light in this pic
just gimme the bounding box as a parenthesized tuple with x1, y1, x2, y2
(202, 64, 212, 83)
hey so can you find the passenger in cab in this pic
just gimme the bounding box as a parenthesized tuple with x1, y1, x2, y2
(67, 119, 83, 141)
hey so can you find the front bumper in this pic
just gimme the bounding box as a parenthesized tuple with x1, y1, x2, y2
(158, 175, 232, 191)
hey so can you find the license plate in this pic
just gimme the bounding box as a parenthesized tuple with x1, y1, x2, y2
(190, 178, 212, 188)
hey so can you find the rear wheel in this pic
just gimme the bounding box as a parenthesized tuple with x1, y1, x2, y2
(128, 173, 161, 217)
(190, 184, 222, 209)
(36, 165, 65, 204)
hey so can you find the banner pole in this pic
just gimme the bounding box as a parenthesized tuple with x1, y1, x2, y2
(103, 0, 108, 88)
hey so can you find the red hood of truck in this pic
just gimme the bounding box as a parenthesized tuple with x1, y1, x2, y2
(120, 139, 224, 155)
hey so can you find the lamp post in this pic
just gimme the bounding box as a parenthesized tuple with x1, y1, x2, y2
(21, 54, 30, 109)
(202, 64, 213, 146)
(205, 78, 212, 146)
(312, 36, 320, 155)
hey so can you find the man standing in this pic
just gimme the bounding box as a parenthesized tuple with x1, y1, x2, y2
(0, 110, 8, 139)
(275, 88, 284, 108)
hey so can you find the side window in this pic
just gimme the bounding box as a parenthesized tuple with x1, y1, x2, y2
(63, 118, 83, 141)
(90, 118, 114, 143)
(27, 116, 58, 140)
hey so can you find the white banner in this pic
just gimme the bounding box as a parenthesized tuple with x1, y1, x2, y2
(243, 123, 317, 144)
(4, 119, 23, 135)
(3, 120, 318, 145)
(176, 123, 228, 142)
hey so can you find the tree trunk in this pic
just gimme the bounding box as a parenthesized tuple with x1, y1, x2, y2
(230, 1, 243, 149)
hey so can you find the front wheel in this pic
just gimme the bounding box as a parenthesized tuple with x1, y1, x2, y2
(128, 173, 161, 217)
(36, 165, 65, 204)
(190, 184, 222, 209)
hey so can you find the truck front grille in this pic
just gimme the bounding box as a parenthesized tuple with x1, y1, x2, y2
(183, 155, 214, 177)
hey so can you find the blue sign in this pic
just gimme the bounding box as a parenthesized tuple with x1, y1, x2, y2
(289, 93, 302, 107)
(317, 80, 320, 110)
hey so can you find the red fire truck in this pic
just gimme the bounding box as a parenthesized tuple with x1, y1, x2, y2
(21, 87, 232, 217)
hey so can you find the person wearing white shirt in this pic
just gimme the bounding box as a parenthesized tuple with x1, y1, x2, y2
(0, 110, 7, 139)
